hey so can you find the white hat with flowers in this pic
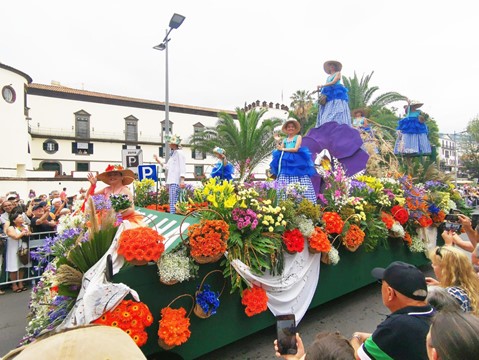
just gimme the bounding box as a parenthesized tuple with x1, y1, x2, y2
(165, 134, 182, 145)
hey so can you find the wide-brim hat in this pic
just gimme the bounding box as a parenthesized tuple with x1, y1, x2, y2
(281, 118, 301, 134)
(323, 60, 343, 74)
(213, 146, 225, 155)
(97, 164, 135, 186)
(409, 100, 424, 109)
(165, 134, 182, 145)
(352, 108, 367, 117)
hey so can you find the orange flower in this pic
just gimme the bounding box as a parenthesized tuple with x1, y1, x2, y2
(241, 286, 268, 317)
(404, 232, 412, 245)
(92, 300, 152, 347)
(188, 219, 229, 257)
(322, 212, 344, 234)
(308, 227, 331, 253)
(342, 224, 365, 248)
(431, 210, 446, 223)
(118, 227, 165, 262)
(158, 307, 191, 347)
(418, 215, 433, 227)
(381, 212, 395, 230)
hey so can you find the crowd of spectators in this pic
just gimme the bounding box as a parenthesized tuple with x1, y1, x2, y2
(0, 188, 86, 295)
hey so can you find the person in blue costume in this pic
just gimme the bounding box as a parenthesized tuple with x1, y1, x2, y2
(210, 146, 234, 181)
(270, 119, 317, 204)
(352, 109, 371, 132)
(394, 100, 432, 155)
(315, 60, 352, 127)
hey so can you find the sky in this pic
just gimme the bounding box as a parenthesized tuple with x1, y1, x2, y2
(2, 0, 479, 134)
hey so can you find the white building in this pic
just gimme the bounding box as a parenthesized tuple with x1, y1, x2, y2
(0, 63, 289, 197)
(438, 133, 458, 173)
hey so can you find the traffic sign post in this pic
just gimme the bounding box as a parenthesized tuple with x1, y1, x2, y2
(122, 149, 143, 173)
(138, 165, 158, 181)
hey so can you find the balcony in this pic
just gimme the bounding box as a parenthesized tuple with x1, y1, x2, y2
(28, 125, 162, 143)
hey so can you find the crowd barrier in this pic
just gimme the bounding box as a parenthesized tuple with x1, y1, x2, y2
(0, 231, 56, 288)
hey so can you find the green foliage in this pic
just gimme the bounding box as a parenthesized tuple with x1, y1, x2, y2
(290, 90, 314, 130)
(462, 117, 479, 178)
(190, 107, 282, 181)
(134, 179, 158, 207)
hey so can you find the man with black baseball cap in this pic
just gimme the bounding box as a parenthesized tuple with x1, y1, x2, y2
(351, 261, 435, 360)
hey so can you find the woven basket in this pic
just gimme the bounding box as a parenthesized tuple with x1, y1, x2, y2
(344, 244, 360, 252)
(191, 253, 223, 264)
(193, 270, 225, 319)
(320, 252, 332, 264)
(159, 278, 179, 286)
(129, 259, 148, 266)
(308, 245, 322, 254)
(157, 294, 194, 350)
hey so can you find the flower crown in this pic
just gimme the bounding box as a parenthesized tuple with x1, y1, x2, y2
(166, 134, 182, 145)
(104, 164, 125, 172)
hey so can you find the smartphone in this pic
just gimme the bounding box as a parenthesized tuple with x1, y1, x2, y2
(445, 214, 458, 222)
(471, 213, 479, 230)
(444, 222, 462, 232)
(451, 209, 463, 215)
(276, 314, 297, 355)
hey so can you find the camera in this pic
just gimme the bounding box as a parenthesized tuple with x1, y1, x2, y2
(444, 222, 462, 232)
(445, 214, 459, 222)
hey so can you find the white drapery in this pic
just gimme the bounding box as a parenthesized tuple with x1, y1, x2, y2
(231, 248, 321, 324)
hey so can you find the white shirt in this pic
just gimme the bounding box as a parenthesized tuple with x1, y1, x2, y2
(164, 149, 186, 184)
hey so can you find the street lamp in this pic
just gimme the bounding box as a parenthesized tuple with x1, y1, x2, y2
(153, 13, 186, 162)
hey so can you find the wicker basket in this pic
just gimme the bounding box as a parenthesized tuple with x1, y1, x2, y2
(308, 245, 322, 254)
(129, 259, 148, 266)
(320, 252, 332, 264)
(344, 244, 360, 252)
(159, 278, 179, 286)
(193, 270, 225, 319)
(157, 294, 194, 350)
(191, 253, 224, 264)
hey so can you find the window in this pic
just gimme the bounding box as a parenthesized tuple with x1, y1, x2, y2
(125, 115, 138, 142)
(192, 149, 206, 160)
(41, 161, 61, 173)
(2, 85, 16, 103)
(445, 150, 450, 158)
(158, 145, 164, 158)
(76, 162, 89, 171)
(160, 120, 173, 142)
(194, 165, 204, 177)
(74, 110, 91, 139)
(72, 142, 93, 155)
(43, 139, 59, 154)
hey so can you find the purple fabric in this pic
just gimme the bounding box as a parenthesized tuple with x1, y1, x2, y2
(302, 122, 369, 194)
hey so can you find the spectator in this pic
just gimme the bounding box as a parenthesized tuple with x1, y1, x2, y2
(441, 214, 478, 252)
(30, 203, 57, 238)
(426, 286, 461, 312)
(28, 189, 36, 199)
(5, 211, 30, 292)
(275, 332, 354, 360)
(51, 198, 66, 218)
(60, 187, 67, 201)
(1, 200, 30, 232)
(426, 246, 479, 314)
(351, 261, 434, 360)
(426, 311, 479, 360)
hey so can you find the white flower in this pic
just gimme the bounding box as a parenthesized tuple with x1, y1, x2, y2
(328, 247, 340, 265)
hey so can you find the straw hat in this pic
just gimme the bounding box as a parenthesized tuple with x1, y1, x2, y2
(166, 134, 182, 145)
(409, 100, 424, 109)
(2, 325, 146, 360)
(97, 164, 135, 186)
(281, 118, 301, 134)
(213, 147, 225, 155)
(323, 60, 343, 74)
(352, 108, 366, 117)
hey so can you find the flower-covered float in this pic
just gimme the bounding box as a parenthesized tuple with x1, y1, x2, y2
(21, 162, 467, 358)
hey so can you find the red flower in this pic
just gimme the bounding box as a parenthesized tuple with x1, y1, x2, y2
(391, 205, 409, 225)
(158, 307, 191, 347)
(381, 212, 395, 230)
(118, 227, 165, 262)
(241, 286, 268, 317)
(282, 229, 305, 253)
(418, 215, 433, 227)
(322, 212, 344, 234)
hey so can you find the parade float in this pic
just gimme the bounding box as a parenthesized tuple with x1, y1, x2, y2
(18, 158, 466, 358)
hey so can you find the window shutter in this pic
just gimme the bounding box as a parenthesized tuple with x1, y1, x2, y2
(43, 142, 48, 151)
(202, 152, 206, 160)
(159, 146, 164, 157)
(72, 142, 78, 153)
(88, 143, 94, 154)
(54, 142, 59, 151)
(192, 149, 196, 158)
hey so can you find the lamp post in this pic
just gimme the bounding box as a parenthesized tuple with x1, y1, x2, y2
(153, 13, 185, 163)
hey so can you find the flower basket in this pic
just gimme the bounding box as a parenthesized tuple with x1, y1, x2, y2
(179, 209, 228, 264)
(345, 244, 360, 252)
(157, 294, 194, 350)
(308, 245, 321, 254)
(129, 259, 149, 266)
(118, 227, 165, 264)
(241, 285, 268, 317)
(160, 278, 179, 286)
(320, 251, 332, 264)
(157, 249, 198, 285)
(194, 270, 225, 319)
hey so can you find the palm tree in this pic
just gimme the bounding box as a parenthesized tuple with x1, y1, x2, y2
(190, 107, 282, 182)
(290, 90, 314, 130)
(343, 71, 408, 112)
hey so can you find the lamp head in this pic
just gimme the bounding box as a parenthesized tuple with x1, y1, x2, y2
(169, 13, 185, 29)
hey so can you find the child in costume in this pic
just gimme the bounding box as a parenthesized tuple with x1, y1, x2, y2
(270, 119, 317, 203)
(210, 147, 234, 181)
(154, 134, 186, 214)
(394, 100, 431, 155)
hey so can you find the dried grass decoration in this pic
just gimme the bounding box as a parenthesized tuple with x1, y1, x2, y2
(157, 294, 194, 350)
(180, 209, 229, 264)
(194, 270, 225, 319)
(118, 227, 165, 266)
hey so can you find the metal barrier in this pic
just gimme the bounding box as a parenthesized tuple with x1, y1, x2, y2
(0, 231, 56, 288)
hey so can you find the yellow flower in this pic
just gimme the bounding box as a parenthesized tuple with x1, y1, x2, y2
(281, 220, 287, 226)
(224, 195, 237, 209)
(268, 226, 274, 232)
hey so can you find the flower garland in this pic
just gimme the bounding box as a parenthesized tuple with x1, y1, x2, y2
(322, 212, 344, 234)
(188, 219, 229, 257)
(92, 300, 153, 347)
(343, 224, 365, 248)
(282, 228, 305, 253)
(241, 286, 268, 317)
(308, 227, 331, 253)
(158, 307, 191, 347)
(118, 227, 165, 262)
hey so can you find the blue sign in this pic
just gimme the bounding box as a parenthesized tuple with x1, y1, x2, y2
(138, 165, 158, 181)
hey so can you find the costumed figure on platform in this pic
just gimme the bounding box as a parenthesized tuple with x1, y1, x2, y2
(394, 100, 431, 155)
(154, 134, 186, 214)
(352, 108, 377, 153)
(86, 165, 144, 227)
(269, 119, 317, 204)
(210, 146, 234, 181)
(315, 60, 352, 127)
